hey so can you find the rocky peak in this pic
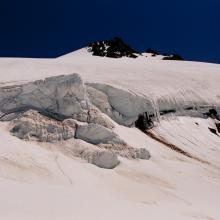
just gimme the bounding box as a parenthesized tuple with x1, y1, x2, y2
(88, 37, 139, 58)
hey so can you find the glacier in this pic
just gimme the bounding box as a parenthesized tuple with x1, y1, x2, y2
(0, 47, 220, 220)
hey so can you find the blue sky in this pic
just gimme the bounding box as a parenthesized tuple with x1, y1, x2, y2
(0, 0, 220, 63)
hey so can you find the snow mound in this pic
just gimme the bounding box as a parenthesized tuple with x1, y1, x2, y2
(98, 143, 151, 160)
(75, 122, 151, 160)
(87, 150, 119, 169)
(75, 123, 124, 145)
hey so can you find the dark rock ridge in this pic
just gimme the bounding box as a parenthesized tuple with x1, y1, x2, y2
(87, 37, 185, 60)
(145, 48, 184, 60)
(88, 37, 138, 58)
(163, 54, 184, 61)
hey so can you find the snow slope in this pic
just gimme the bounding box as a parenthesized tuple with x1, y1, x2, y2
(1, 48, 220, 106)
(0, 48, 220, 220)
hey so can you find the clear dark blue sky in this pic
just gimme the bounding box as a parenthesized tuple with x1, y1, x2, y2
(0, 0, 220, 63)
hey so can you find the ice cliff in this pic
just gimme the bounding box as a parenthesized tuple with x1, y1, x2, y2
(0, 74, 152, 168)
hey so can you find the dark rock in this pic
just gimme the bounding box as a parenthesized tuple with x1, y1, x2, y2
(160, 109, 176, 115)
(204, 108, 219, 119)
(185, 107, 194, 110)
(163, 54, 184, 61)
(216, 123, 220, 133)
(135, 112, 154, 131)
(208, 127, 218, 136)
(88, 37, 139, 58)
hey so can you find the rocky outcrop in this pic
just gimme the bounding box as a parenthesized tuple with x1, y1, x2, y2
(10, 110, 76, 142)
(163, 54, 184, 61)
(88, 37, 138, 58)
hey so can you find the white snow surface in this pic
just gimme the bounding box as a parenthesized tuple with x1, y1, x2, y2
(0, 48, 220, 220)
